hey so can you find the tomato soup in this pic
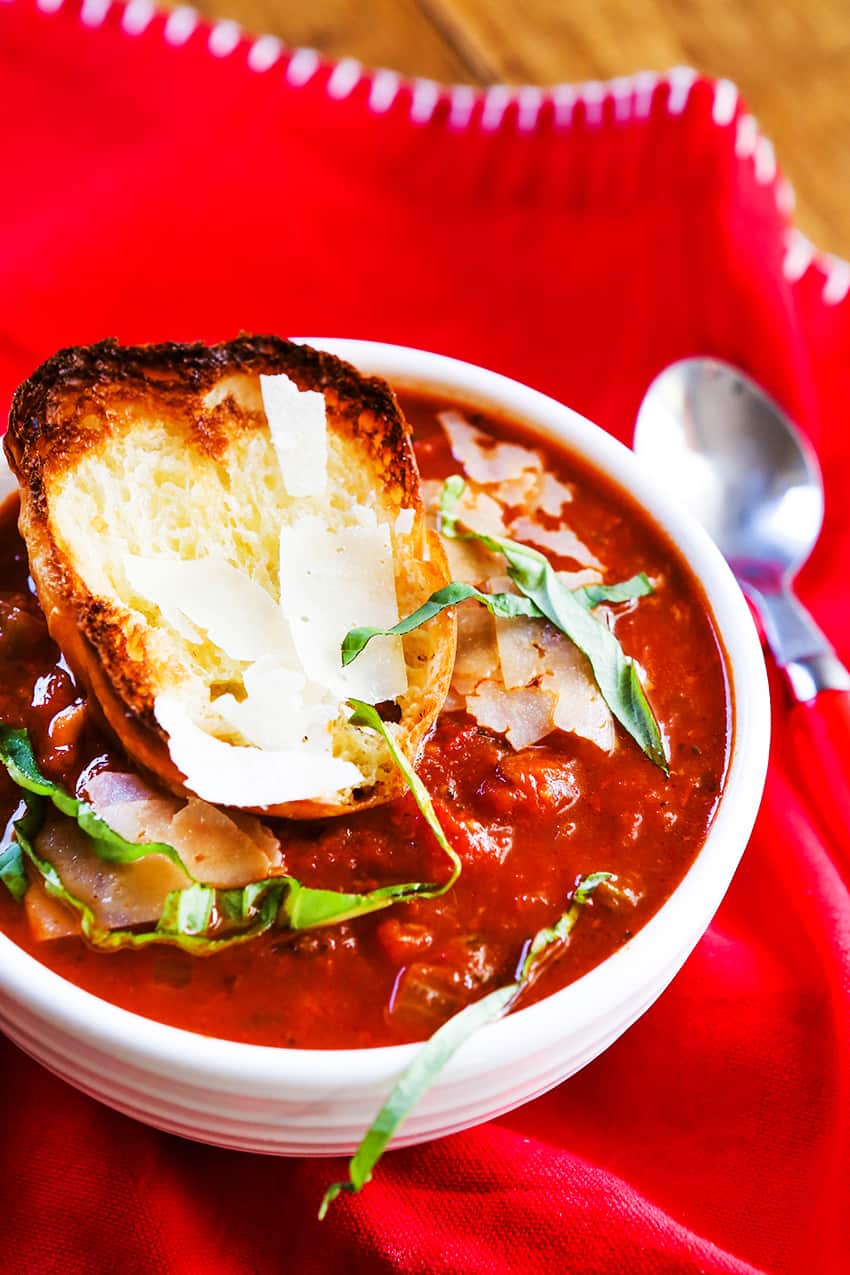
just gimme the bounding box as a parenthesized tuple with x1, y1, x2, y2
(0, 390, 730, 1048)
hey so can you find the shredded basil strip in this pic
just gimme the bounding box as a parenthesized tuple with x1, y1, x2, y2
(0, 725, 195, 880)
(347, 698, 462, 893)
(342, 583, 538, 665)
(342, 575, 653, 665)
(1, 709, 462, 949)
(319, 870, 612, 1218)
(439, 477, 668, 772)
(8, 802, 448, 954)
(573, 573, 653, 610)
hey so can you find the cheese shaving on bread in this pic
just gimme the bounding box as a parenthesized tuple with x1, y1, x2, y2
(6, 337, 456, 817)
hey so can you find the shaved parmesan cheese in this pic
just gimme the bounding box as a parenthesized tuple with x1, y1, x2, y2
(538, 472, 574, 515)
(36, 816, 187, 929)
(260, 371, 328, 498)
(395, 508, 415, 536)
(155, 693, 364, 808)
(557, 566, 605, 589)
(442, 686, 467, 713)
(213, 657, 337, 752)
(451, 603, 500, 695)
(125, 554, 293, 662)
(489, 470, 541, 511)
(466, 680, 556, 750)
(421, 479, 444, 525)
(509, 516, 603, 568)
(167, 799, 281, 886)
(87, 772, 282, 886)
(494, 614, 546, 689)
(459, 487, 508, 538)
(438, 410, 543, 484)
(90, 796, 178, 846)
(84, 770, 165, 808)
(540, 629, 616, 752)
(442, 536, 495, 588)
(440, 486, 508, 586)
(279, 511, 407, 703)
(491, 615, 616, 752)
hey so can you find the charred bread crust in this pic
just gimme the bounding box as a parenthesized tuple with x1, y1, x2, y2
(5, 337, 456, 818)
(7, 336, 419, 514)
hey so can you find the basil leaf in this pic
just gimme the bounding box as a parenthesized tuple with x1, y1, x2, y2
(343, 573, 653, 667)
(0, 828, 28, 902)
(319, 982, 517, 1218)
(158, 882, 215, 936)
(439, 479, 667, 772)
(347, 699, 461, 894)
(0, 726, 195, 880)
(573, 573, 653, 610)
(516, 869, 614, 981)
(342, 583, 537, 665)
(319, 871, 611, 1217)
(281, 879, 436, 930)
(12, 813, 458, 953)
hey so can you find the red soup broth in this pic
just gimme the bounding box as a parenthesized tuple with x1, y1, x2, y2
(0, 389, 730, 1049)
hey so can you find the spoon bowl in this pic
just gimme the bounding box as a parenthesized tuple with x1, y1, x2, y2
(634, 358, 823, 594)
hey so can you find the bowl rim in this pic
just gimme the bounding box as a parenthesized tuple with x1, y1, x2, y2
(0, 338, 771, 1092)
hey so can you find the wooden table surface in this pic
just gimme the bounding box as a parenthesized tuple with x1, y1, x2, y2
(183, 0, 850, 260)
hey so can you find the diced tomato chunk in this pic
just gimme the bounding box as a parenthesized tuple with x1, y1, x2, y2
(376, 917, 434, 965)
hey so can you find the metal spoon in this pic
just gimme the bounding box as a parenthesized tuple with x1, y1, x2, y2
(635, 356, 850, 852)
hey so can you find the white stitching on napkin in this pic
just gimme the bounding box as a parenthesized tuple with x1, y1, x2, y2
(712, 79, 738, 126)
(481, 85, 511, 131)
(163, 5, 197, 46)
(631, 72, 658, 120)
(776, 178, 796, 216)
(369, 69, 401, 113)
(285, 47, 320, 87)
(735, 114, 759, 159)
(449, 85, 476, 129)
(410, 79, 440, 125)
(550, 85, 576, 128)
(80, 0, 110, 28)
(821, 256, 850, 305)
(326, 57, 363, 100)
(517, 86, 543, 132)
(754, 136, 777, 185)
(581, 81, 605, 127)
(608, 78, 634, 123)
(247, 34, 282, 73)
(208, 19, 240, 59)
(783, 229, 816, 282)
(666, 66, 696, 115)
(121, 0, 153, 36)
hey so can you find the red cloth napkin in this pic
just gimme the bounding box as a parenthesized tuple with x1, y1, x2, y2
(2, 4, 849, 1271)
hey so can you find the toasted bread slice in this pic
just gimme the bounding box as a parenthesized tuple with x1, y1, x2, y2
(5, 336, 456, 818)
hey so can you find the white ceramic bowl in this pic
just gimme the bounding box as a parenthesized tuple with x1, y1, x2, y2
(0, 340, 770, 1155)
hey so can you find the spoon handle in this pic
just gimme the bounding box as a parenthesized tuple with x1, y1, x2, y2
(750, 588, 850, 694)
